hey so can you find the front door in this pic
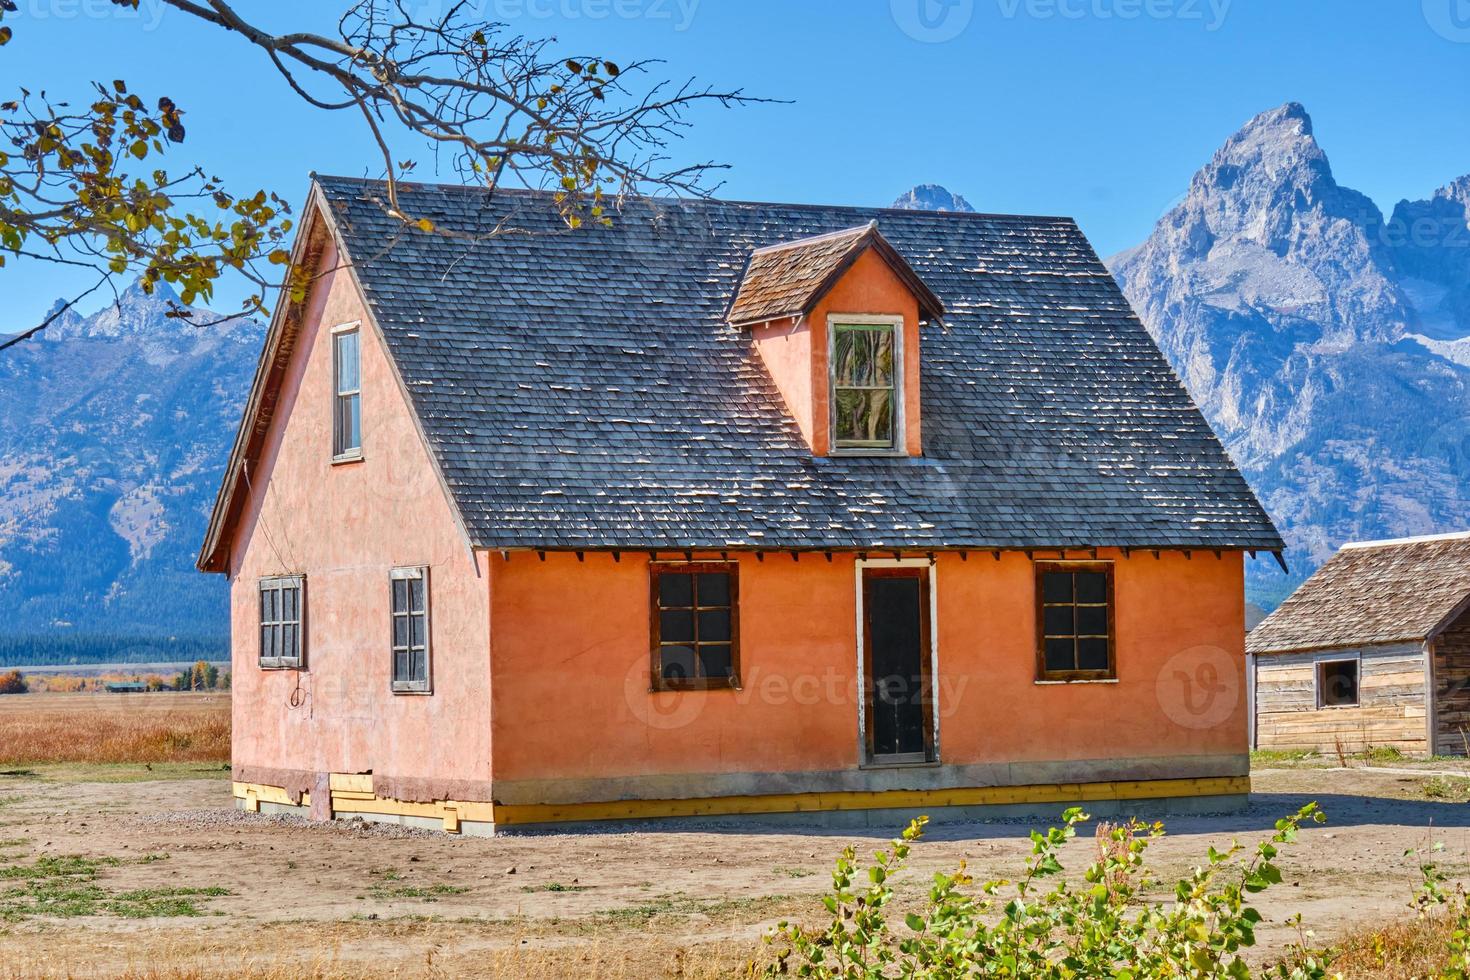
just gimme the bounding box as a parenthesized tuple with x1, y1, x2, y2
(862, 568, 933, 763)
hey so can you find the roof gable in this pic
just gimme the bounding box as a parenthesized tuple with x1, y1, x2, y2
(205, 175, 1282, 556)
(727, 222, 944, 327)
(1247, 532, 1470, 654)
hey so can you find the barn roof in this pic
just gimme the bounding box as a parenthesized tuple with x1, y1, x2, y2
(199, 176, 1283, 566)
(1247, 532, 1470, 655)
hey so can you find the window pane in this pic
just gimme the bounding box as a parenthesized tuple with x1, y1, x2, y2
(335, 331, 359, 394)
(282, 624, 297, 661)
(658, 573, 693, 608)
(392, 578, 409, 614)
(393, 615, 408, 649)
(834, 327, 894, 387)
(834, 387, 894, 446)
(1075, 572, 1107, 604)
(344, 394, 360, 451)
(409, 612, 424, 649)
(659, 609, 695, 643)
(1044, 638, 1075, 673)
(660, 645, 695, 681)
(394, 649, 409, 683)
(412, 649, 427, 684)
(699, 644, 733, 678)
(1043, 606, 1075, 637)
(1041, 572, 1073, 604)
(698, 609, 731, 642)
(1077, 638, 1110, 671)
(1321, 662, 1359, 706)
(282, 586, 297, 622)
(695, 573, 729, 607)
(263, 587, 278, 624)
(408, 576, 425, 614)
(1076, 606, 1108, 636)
(260, 625, 272, 662)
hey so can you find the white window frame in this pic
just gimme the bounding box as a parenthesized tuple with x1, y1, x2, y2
(258, 575, 305, 669)
(331, 322, 363, 462)
(1314, 654, 1361, 709)
(827, 314, 906, 456)
(390, 565, 432, 694)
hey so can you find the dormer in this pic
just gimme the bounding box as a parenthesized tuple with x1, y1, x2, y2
(728, 222, 943, 457)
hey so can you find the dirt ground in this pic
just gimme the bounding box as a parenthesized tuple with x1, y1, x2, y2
(1, 764, 1469, 978)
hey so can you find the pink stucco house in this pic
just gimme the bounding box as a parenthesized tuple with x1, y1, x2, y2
(199, 176, 1281, 834)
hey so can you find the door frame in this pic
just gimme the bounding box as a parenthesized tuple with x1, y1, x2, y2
(854, 557, 939, 766)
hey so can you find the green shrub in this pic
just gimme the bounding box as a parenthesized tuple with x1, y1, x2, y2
(765, 804, 1333, 978)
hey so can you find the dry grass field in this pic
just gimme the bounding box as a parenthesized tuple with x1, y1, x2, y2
(2, 694, 1470, 977)
(0, 691, 229, 766)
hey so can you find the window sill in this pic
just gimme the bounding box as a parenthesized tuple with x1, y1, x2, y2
(331, 452, 364, 466)
(1034, 678, 1118, 685)
(648, 681, 742, 693)
(1314, 702, 1361, 710)
(829, 448, 907, 458)
(259, 663, 305, 671)
(860, 758, 940, 771)
(391, 688, 434, 696)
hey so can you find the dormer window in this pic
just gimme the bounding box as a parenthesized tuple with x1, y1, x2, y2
(832, 318, 901, 452)
(727, 222, 942, 458)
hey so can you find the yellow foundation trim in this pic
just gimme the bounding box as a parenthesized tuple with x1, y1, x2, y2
(232, 782, 311, 809)
(329, 773, 373, 795)
(490, 775, 1251, 827)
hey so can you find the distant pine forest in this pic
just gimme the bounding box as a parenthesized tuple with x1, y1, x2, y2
(0, 634, 228, 667)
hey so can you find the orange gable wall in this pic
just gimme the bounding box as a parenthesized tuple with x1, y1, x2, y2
(751, 247, 923, 456)
(486, 548, 1246, 801)
(227, 239, 492, 790)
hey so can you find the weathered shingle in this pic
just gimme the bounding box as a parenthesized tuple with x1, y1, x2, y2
(314, 175, 1282, 553)
(726, 222, 941, 327)
(1247, 533, 1470, 655)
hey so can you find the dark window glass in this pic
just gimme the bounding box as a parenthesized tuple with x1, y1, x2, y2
(1041, 572, 1073, 604)
(1036, 564, 1113, 679)
(651, 564, 739, 689)
(1318, 660, 1359, 707)
(659, 573, 693, 607)
(659, 609, 695, 642)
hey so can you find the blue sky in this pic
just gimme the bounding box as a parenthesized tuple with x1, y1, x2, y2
(3, 0, 1469, 329)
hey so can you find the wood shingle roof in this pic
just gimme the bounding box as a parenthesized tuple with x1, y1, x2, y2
(1247, 532, 1470, 655)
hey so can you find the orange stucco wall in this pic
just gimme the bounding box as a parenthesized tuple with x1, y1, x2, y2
(487, 549, 1246, 796)
(750, 247, 923, 456)
(227, 241, 491, 789)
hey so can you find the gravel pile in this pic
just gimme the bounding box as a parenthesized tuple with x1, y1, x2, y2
(131, 808, 441, 839)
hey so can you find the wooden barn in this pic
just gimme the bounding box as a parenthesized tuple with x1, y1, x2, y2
(1248, 532, 1470, 757)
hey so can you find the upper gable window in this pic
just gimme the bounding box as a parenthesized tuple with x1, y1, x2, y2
(332, 326, 362, 460)
(832, 319, 900, 452)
